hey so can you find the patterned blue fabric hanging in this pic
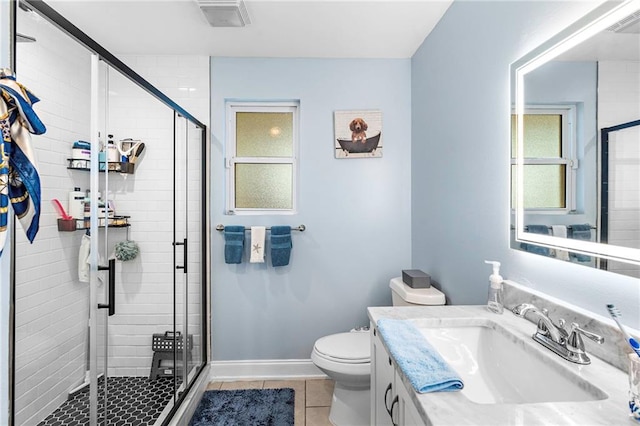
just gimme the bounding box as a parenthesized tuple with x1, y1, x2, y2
(0, 68, 46, 255)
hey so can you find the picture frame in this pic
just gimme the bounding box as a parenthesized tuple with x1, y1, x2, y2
(334, 110, 383, 159)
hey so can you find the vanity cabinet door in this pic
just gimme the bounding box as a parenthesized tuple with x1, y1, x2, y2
(371, 326, 395, 426)
(395, 376, 423, 426)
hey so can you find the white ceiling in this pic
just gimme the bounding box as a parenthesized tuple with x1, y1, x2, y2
(45, 0, 454, 58)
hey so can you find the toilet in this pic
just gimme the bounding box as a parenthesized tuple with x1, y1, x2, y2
(311, 277, 445, 425)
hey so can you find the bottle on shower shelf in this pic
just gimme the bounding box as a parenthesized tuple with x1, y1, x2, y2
(68, 187, 84, 219)
(83, 190, 91, 229)
(107, 134, 118, 162)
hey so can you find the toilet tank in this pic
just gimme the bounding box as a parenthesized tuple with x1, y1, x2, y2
(389, 277, 445, 306)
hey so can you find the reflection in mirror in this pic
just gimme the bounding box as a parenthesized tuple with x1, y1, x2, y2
(511, 0, 640, 278)
(601, 120, 640, 276)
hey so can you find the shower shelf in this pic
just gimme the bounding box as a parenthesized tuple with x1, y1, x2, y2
(57, 216, 131, 232)
(67, 158, 135, 174)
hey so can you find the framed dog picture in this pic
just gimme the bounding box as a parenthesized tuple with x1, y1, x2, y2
(334, 110, 383, 159)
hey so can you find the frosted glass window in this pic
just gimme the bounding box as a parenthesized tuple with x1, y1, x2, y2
(236, 112, 293, 157)
(226, 102, 298, 213)
(510, 106, 575, 211)
(235, 164, 293, 209)
(511, 114, 562, 158)
(512, 165, 566, 209)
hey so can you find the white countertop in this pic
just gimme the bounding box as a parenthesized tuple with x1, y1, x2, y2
(368, 305, 630, 426)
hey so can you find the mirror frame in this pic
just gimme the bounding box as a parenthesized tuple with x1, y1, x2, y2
(512, 0, 640, 266)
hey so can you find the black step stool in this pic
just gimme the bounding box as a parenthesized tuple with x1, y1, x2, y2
(150, 331, 193, 380)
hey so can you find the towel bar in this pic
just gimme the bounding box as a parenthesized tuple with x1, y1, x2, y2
(216, 224, 306, 232)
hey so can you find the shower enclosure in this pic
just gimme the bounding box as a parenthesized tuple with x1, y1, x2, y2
(600, 120, 640, 278)
(10, 1, 209, 425)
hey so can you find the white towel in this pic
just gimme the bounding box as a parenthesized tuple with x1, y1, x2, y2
(78, 234, 91, 282)
(250, 226, 266, 263)
(78, 234, 106, 285)
(551, 225, 570, 261)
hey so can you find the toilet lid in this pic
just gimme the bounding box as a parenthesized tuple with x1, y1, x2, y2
(314, 332, 370, 363)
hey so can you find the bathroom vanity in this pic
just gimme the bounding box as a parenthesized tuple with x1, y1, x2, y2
(371, 323, 423, 426)
(369, 304, 630, 426)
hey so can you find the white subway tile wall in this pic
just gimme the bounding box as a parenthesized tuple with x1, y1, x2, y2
(598, 61, 640, 278)
(14, 12, 92, 426)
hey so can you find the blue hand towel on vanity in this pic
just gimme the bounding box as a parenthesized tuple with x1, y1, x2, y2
(270, 226, 292, 267)
(377, 319, 463, 393)
(520, 224, 551, 256)
(224, 226, 245, 264)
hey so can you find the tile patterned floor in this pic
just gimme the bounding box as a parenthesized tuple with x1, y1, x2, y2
(205, 379, 335, 426)
(37, 376, 178, 426)
(37, 377, 335, 426)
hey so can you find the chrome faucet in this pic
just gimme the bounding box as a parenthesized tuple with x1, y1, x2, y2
(567, 322, 605, 364)
(512, 303, 566, 343)
(512, 303, 603, 365)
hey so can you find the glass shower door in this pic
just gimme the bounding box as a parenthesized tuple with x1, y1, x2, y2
(90, 55, 112, 426)
(93, 59, 182, 424)
(185, 119, 204, 381)
(174, 114, 187, 397)
(174, 114, 204, 395)
(13, 8, 95, 425)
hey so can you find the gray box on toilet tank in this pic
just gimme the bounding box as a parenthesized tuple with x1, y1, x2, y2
(401, 269, 431, 288)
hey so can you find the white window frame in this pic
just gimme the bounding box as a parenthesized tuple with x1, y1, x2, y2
(225, 101, 299, 215)
(512, 104, 577, 214)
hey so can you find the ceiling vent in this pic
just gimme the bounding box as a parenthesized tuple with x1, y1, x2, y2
(197, 0, 251, 27)
(606, 10, 640, 34)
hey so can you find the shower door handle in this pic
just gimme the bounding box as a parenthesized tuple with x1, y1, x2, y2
(174, 238, 187, 273)
(97, 259, 116, 316)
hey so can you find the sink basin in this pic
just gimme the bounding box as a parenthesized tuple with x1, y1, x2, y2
(418, 321, 608, 404)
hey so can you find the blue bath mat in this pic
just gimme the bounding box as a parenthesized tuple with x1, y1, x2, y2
(189, 388, 295, 426)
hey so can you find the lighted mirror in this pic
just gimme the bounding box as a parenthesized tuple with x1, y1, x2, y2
(511, 0, 640, 278)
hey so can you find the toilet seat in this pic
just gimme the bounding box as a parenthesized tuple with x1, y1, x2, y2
(313, 332, 370, 364)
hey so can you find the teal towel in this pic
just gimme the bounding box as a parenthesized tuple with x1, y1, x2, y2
(224, 226, 245, 264)
(270, 226, 292, 267)
(377, 319, 463, 393)
(520, 225, 551, 256)
(569, 224, 591, 262)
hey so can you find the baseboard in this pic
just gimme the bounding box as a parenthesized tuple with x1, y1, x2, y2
(210, 359, 327, 381)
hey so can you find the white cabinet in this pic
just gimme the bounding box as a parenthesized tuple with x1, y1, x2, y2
(371, 325, 395, 426)
(371, 324, 425, 426)
(395, 374, 424, 426)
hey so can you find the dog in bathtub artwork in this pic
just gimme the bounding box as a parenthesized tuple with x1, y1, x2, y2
(334, 110, 383, 158)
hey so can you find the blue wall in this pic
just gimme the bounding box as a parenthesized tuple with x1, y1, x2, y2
(210, 58, 412, 360)
(411, 1, 640, 327)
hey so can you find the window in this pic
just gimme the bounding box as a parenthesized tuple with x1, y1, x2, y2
(511, 105, 577, 212)
(226, 101, 298, 214)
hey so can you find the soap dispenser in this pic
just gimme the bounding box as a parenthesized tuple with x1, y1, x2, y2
(484, 260, 504, 314)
